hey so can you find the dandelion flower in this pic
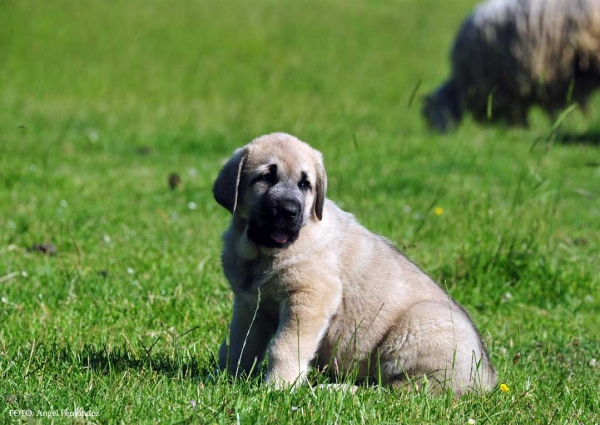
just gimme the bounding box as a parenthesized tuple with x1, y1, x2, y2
(434, 206, 444, 216)
(500, 383, 510, 393)
(468, 419, 476, 425)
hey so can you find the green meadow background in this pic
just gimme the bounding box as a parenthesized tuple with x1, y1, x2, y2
(1, 0, 598, 423)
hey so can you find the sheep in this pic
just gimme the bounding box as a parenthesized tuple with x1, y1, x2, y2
(423, 0, 600, 132)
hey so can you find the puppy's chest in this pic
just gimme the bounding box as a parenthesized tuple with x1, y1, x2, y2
(229, 256, 294, 297)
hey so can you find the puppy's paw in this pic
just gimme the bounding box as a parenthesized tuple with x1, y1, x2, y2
(265, 372, 305, 390)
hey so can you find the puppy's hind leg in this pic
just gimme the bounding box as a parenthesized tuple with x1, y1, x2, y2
(377, 301, 496, 395)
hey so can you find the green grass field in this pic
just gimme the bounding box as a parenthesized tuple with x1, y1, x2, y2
(1, 0, 599, 423)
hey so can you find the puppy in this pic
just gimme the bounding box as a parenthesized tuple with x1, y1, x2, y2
(213, 133, 497, 394)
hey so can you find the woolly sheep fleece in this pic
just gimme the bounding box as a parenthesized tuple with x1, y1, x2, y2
(423, 0, 600, 132)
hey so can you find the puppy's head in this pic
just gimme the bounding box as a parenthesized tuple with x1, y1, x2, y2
(422, 78, 463, 133)
(213, 133, 327, 249)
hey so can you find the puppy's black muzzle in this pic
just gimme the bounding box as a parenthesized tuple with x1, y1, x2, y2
(248, 195, 304, 248)
(272, 198, 301, 221)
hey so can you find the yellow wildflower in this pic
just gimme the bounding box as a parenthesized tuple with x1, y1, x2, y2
(434, 207, 444, 216)
(500, 383, 510, 393)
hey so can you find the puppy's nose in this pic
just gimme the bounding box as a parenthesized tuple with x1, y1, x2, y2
(276, 199, 301, 220)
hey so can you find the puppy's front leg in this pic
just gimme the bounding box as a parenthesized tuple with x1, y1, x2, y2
(265, 288, 339, 388)
(219, 294, 276, 376)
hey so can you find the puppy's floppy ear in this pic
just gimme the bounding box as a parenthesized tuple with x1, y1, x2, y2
(213, 147, 248, 214)
(314, 155, 327, 221)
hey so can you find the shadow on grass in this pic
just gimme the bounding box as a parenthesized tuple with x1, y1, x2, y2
(72, 342, 217, 380)
(555, 131, 600, 146)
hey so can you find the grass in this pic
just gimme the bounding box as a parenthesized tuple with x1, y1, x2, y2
(1, 0, 599, 423)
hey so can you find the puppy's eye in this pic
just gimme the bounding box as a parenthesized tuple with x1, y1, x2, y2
(254, 173, 274, 184)
(298, 180, 311, 190)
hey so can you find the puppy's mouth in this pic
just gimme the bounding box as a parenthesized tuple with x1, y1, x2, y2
(270, 230, 290, 245)
(247, 223, 300, 249)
